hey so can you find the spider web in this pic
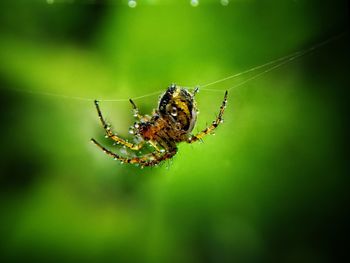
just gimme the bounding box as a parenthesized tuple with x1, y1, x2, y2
(10, 32, 346, 103)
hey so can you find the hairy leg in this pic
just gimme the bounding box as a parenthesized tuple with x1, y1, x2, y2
(91, 138, 177, 167)
(94, 100, 143, 150)
(188, 91, 228, 143)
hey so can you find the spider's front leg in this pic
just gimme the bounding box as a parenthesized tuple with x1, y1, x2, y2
(93, 100, 144, 150)
(91, 138, 177, 167)
(129, 99, 143, 120)
(187, 90, 228, 144)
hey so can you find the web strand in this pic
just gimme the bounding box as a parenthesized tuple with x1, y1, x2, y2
(198, 31, 347, 92)
(101, 90, 165, 102)
(11, 88, 94, 101)
(200, 42, 317, 93)
(8, 32, 347, 102)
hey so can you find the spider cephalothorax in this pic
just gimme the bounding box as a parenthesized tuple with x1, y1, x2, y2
(91, 84, 227, 168)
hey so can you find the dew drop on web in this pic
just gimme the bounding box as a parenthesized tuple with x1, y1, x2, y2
(190, 0, 199, 7)
(220, 0, 229, 6)
(128, 0, 137, 8)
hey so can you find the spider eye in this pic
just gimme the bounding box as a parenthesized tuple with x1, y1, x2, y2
(171, 106, 177, 116)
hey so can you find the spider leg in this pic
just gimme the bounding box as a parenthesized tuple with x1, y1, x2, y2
(193, 86, 200, 96)
(94, 100, 144, 150)
(187, 90, 228, 144)
(129, 99, 143, 120)
(91, 138, 177, 167)
(148, 140, 162, 152)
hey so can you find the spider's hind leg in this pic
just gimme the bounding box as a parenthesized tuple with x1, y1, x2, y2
(94, 100, 144, 150)
(188, 90, 228, 144)
(91, 138, 177, 167)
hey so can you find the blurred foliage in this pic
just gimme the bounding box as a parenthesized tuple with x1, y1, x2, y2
(0, 0, 348, 262)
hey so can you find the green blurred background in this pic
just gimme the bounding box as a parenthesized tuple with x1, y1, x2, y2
(0, 0, 348, 262)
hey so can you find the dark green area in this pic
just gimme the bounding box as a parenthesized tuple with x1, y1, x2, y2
(0, 0, 348, 262)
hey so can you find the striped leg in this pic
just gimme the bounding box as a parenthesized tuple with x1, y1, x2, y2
(91, 138, 177, 167)
(129, 99, 143, 120)
(94, 100, 143, 150)
(188, 90, 228, 143)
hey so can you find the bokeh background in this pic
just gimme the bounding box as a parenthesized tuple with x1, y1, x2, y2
(0, 0, 349, 262)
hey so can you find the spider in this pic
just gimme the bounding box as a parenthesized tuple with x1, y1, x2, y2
(91, 84, 228, 168)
